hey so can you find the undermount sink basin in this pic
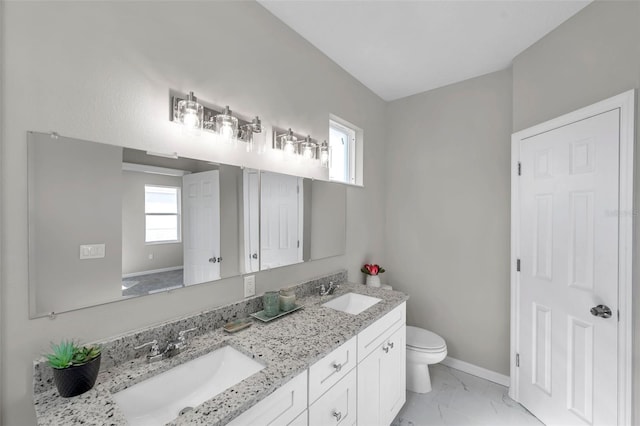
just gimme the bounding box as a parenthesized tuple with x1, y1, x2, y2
(322, 292, 382, 315)
(112, 346, 264, 426)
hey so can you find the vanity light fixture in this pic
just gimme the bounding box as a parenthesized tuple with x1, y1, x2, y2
(170, 91, 262, 145)
(176, 92, 204, 131)
(273, 127, 322, 163)
(319, 140, 330, 168)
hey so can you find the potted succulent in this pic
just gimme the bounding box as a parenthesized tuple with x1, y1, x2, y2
(46, 340, 102, 397)
(361, 263, 385, 288)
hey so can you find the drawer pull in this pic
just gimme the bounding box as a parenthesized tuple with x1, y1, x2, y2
(332, 411, 342, 422)
(388, 341, 394, 349)
(382, 344, 389, 353)
(332, 362, 343, 372)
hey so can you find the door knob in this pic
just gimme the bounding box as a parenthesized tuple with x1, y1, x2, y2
(252, 253, 258, 259)
(590, 304, 612, 318)
(332, 411, 342, 422)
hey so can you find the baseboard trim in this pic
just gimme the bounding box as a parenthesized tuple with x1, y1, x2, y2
(122, 266, 183, 278)
(440, 356, 510, 387)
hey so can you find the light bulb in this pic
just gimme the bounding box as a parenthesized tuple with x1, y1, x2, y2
(284, 141, 296, 155)
(303, 146, 314, 159)
(182, 110, 200, 129)
(220, 123, 235, 139)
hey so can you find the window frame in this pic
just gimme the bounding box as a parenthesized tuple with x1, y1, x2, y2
(144, 184, 182, 245)
(329, 118, 359, 185)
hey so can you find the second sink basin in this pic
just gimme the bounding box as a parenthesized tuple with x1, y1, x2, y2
(113, 345, 264, 426)
(322, 292, 381, 315)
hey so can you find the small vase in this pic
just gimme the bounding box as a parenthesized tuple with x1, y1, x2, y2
(366, 275, 381, 288)
(53, 354, 101, 398)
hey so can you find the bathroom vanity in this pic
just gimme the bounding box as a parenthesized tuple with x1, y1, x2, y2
(33, 274, 408, 426)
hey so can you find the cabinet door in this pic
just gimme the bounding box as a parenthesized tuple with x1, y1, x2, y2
(310, 369, 357, 426)
(357, 345, 383, 426)
(228, 371, 307, 426)
(380, 325, 406, 425)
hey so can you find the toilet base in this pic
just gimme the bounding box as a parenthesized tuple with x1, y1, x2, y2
(407, 361, 433, 393)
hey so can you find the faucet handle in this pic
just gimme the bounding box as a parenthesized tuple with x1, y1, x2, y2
(178, 327, 198, 341)
(135, 339, 161, 356)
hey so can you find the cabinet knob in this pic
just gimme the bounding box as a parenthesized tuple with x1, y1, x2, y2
(332, 411, 342, 422)
(332, 362, 343, 372)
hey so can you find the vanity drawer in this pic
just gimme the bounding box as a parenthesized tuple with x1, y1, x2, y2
(309, 369, 357, 426)
(227, 371, 307, 426)
(357, 302, 405, 362)
(309, 336, 357, 403)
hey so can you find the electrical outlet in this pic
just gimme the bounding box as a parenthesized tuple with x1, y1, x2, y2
(148, 253, 154, 260)
(243, 275, 256, 298)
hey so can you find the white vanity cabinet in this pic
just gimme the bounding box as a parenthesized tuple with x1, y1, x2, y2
(357, 303, 406, 426)
(227, 371, 307, 426)
(229, 302, 406, 426)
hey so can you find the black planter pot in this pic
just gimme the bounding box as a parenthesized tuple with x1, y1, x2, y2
(52, 354, 101, 398)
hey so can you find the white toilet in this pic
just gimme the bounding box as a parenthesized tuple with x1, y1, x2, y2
(406, 326, 447, 393)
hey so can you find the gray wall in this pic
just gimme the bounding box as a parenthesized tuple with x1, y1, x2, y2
(0, 2, 387, 424)
(512, 0, 640, 420)
(385, 69, 513, 375)
(121, 171, 184, 275)
(29, 134, 123, 317)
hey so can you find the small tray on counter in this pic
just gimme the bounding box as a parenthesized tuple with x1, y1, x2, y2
(223, 318, 253, 333)
(250, 304, 304, 322)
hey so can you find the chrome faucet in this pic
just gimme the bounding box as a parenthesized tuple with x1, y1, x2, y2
(135, 327, 198, 362)
(164, 327, 198, 357)
(134, 339, 164, 363)
(319, 281, 339, 296)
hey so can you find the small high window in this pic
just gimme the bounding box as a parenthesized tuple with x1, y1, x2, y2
(329, 117, 361, 185)
(144, 185, 181, 243)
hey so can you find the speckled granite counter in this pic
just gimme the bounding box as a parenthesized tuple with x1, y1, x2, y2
(33, 279, 408, 426)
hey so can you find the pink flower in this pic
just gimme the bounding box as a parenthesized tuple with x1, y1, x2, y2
(361, 264, 386, 276)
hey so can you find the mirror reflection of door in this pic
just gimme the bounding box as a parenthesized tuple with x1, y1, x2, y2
(260, 172, 303, 269)
(243, 169, 260, 273)
(182, 170, 221, 285)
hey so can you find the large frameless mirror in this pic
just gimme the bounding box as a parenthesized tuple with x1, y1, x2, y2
(27, 132, 346, 317)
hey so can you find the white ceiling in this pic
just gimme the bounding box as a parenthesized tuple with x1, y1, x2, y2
(258, 0, 591, 101)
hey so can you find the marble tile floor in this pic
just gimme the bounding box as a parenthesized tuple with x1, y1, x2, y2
(392, 364, 543, 426)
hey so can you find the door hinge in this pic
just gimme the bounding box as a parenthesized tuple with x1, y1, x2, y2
(516, 258, 521, 272)
(517, 162, 521, 176)
(618, 310, 620, 322)
(516, 353, 520, 367)
(297, 185, 300, 194)
(297, 240, 300, 248)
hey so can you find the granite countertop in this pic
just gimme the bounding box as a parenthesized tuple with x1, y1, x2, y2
(34, 282, 408, 426)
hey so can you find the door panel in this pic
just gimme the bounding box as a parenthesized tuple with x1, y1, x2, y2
(518, 109, 619, 425)
(182, 170, 220, 285)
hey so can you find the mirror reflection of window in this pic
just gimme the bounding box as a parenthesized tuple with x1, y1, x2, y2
(144, 185, 181, 243)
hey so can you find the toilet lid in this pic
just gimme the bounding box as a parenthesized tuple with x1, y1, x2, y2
(406, 326, 446, 350)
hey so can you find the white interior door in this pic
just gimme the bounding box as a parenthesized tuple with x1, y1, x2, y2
(182, 170, 220, 286)
(243, 169, 260, 273)
(260, 172, 302, 269)
(516, 109, 620, 425)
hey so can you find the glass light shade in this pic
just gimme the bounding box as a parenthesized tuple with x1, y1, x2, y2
(320, 145, 330, 168)
(177, 98, 203, 130)
(216, 114, 238, 140)
(281, 131, 298, 155)
(300, 141, 317, 159)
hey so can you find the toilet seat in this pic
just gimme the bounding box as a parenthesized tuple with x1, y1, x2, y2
(406, 326, 446, 352)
